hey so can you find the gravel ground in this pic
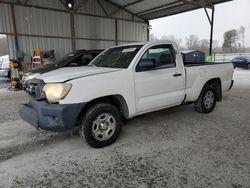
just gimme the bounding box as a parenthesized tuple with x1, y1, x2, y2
(0, 77, 10, 89)
(0, 69, 249, 188)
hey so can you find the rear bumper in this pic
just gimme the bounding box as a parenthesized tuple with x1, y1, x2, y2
(227, 80, 234, 91)
(19, 98, 85, 131)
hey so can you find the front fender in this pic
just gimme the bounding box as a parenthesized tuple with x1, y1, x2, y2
(59, 70, 136, 118)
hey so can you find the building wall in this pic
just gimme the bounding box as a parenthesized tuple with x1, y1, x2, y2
(0, 0, 148, 59)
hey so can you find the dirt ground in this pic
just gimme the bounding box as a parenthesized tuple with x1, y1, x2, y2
(0, 69, 249, 188)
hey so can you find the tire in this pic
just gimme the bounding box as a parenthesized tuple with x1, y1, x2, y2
(8, 70, 11, 79)
(79, 103, 122, 148)
(247, 64, 250, 70)
(194, 84, 216, 114)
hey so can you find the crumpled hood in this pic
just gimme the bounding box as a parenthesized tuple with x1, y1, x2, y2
(37, 66, 121, 83)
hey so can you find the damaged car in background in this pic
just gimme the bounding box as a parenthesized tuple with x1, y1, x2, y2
(22, 49, 103, 90)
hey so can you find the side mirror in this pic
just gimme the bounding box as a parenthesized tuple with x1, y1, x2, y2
(136, 59, 156, 72)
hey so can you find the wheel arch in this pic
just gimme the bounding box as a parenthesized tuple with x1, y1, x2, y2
(78, 95, 130, 123)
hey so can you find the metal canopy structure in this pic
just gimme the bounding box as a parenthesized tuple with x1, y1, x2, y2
(108, 0, 232, 55)
(0, 0, 233, 58)
(107, 0, 232, 20)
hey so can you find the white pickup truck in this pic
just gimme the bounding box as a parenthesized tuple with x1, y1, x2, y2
(19, 41, 234, 148)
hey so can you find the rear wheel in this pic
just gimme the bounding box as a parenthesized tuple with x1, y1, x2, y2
(195, 85, 216, 113)
(79, 103, 122, 148)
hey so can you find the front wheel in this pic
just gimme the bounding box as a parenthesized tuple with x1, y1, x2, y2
(80, 103, 122, 148)
(194, 85, 216, 114)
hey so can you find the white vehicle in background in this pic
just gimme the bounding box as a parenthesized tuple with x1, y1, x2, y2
(19, 41, 234, 148)
(0, 55, 10, 78)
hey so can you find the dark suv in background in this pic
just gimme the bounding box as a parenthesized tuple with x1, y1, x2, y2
(22, 49, 103, 90)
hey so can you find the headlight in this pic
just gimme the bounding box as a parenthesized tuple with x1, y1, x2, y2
(43, 83, 72, 103)
(25, 73, 41, 81)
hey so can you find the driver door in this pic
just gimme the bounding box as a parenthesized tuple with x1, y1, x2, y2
(134, 44, 185, 114)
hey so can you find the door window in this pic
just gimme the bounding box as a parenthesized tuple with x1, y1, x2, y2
(66, 55, 82, 67)
(139, 45, 176, 70)
(80, 54, 93, 66)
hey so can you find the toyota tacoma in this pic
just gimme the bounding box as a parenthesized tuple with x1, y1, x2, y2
(19, 41, 234, 148)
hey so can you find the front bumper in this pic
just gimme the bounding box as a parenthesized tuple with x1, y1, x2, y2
(19, 98, 85, 131)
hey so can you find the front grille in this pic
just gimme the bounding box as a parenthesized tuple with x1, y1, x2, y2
(26, 79, 46, 100)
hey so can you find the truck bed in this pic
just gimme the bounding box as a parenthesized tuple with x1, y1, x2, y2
(184, 62, 231, 67)
(184, 62, 234, 103)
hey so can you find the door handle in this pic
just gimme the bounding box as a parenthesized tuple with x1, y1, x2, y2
(173, 73, 182, 77)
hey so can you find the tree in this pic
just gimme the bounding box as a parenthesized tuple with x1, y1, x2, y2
(197, 39, 219, 53)
(222, 29, 238, 53)
(161, 35, 182, 45)
(197, 39, 209, 52)
(185, 35, 199, 50)
(237, 26, 246, 52)
(149, 33, 159, 41)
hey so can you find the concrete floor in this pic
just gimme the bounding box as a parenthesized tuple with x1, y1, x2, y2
(0, 69, 249, 188)
(0, 77, 9, 89)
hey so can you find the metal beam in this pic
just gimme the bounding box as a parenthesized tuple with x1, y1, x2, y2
(10, 4, 19, 52)
(97, 0, 108, 16)
(136, 1, 183, 16)
(70, 12, 76, 51)
(0, 32, 140, 43)
(203, 5, 215, 56)
(109, 0, 144, 17)
(115, 19, 118, 45)
(204, 7, 212, 24)
(0, 1, 146, 23)
(75, 0, 88, 11)
(146, 20, 149, 41)
(58, 0, 70, 10)
(137, 0, 210, 16)
(105, 0, 145, 21)
(209, 7, 215, 56)
(122, 0, 145, 8)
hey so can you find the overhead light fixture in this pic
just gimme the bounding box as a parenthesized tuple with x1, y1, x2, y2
(68, 3, 72, 8)
(66, 0, 74, 9)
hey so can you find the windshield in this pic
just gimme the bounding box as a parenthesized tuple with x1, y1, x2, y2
(91, 45, 142, 68)
(52, 53, 76, 66)
(243, 56, 250, 61)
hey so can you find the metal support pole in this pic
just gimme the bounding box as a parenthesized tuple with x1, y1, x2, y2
(115, 19, 118, 45)
(209, 7, 215, 56)
(70, 12, 76, 51)
(146, 20, 150, 41)
(10, 4, 19, 52)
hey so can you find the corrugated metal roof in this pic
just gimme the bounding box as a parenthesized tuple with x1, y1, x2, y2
(108, 0, 233, 20)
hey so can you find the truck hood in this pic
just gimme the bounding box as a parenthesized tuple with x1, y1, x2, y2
(37, 66, 121, 83)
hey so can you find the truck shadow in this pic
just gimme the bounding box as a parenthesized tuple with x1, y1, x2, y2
(1, 104, 197, 162)
(0, 129, 80, 163)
